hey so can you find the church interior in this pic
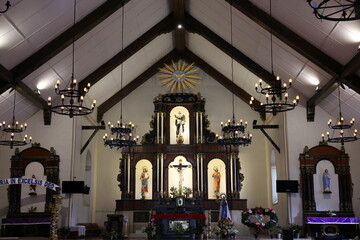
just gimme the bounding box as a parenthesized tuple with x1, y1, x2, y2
(0, 0, 360, 239)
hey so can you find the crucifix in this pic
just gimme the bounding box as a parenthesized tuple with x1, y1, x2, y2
(170, 159, 191, 190)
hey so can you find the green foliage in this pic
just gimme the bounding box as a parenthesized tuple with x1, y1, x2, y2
(58, 226, 70, 239)
(288, 224, 303, 233)
(28, 206, 37, 213)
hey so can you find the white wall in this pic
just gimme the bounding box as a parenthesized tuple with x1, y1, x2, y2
(0, 110, 74, 225)
(286, 103, 360, 225)
(1, 69, 359, 234)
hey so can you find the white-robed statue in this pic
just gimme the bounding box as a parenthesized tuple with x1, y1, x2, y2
(323, 169, 331, 193)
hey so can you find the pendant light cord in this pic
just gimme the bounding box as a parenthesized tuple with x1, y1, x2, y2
(270, 0, 274, 76)
(120, 3, 124, 123)
(71, 0, 76, 80)
(337, 85, 342, 116)
(230, 0, 235, 119)
(12, 90, 16, 124)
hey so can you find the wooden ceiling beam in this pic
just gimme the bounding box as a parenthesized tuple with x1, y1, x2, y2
(307, 51, 360, 121)
(183, 49, 266, 121)
(8, 0, 130, 86)
(15, 82, 52, 125)
(79, 14, 174, 90)
(97, 50, 178, 122)
(184, 13, 276, 87)
(173, 0, 185, 53)
(227, 0, 344, 76)
(0, 0, 131, 124)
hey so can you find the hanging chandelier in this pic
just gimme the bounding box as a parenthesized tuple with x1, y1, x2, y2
(0, 90, 32, 149)
(322, 86, 357, 145)
(250, 0, 299, 114)
(103, 2, 137, 149)
(306, 0, 360, 21)
(0, 1, 10, 13)
(218, 1, 252, 147)
(218, 115, 252, 146)
(250, 76, 299, 113)
(103, 119, 138, 149)
(47, 0, 96, 118)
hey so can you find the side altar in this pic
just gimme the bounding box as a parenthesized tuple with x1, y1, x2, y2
(114, 93, 247, 235)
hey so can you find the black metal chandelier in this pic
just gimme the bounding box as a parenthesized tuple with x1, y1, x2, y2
(250, 76, 299, 113)
(103, 2, 137, 149)
(218, 1, 252, 147)
(250, 0, 299, 114)
(218, 116, 252, 147)
(306, 0, 360, 21)
(322, 86, 357, 145)
(0, 1, 10, 13)
(47, 0, 96, 118)
(0, 90, 32, 149)
(103, 119, 138, 149)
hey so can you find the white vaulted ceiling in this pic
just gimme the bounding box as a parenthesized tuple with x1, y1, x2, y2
(0, 0, 359, 130)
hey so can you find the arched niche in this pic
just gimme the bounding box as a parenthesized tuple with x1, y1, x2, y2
(313, 160, 339, 211)
(8, 143, 60, 216)
(270, 150, 278, 204)
(299, 144, 353, 215)
(135, 160, 153, 200)
(169, 106, 190, 144)
(20, 162, 47, 213)
(168, 156, 193, 195)
(207, 159, 226, 199)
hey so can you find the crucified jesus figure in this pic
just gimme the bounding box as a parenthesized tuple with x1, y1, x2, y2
(170, 159, 191, 190)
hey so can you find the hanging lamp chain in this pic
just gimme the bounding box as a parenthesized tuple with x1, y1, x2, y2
(270, 0, 274, 76)
(230, 0, 235, 119)
(120, 3, 124, 123)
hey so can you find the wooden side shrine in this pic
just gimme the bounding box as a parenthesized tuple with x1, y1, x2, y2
(1, 144, 60, 237)
(299, 143, 359, 238)
(112, 93, 247, 238)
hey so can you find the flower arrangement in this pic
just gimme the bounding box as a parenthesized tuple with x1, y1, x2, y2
(215, 217, 238, 238)
(169, 187, 193, 198)
(143, 219, 163, 238)
(241, 207, 278, 233)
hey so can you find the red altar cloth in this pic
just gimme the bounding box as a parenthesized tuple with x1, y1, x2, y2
(151, 214, 206, 221)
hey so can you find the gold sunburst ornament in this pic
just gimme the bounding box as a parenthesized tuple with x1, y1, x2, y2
(158, 60, 200, 93)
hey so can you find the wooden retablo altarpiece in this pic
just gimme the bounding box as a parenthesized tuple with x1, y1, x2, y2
(117, 92, 247, 212)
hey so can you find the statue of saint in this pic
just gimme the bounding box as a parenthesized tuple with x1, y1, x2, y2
(170, 159, 191, 190)
(323, 169, 331, 193)
(29, 174, 37, 196)
(175, 112, 186, 142)
(212, 166, 221, 196)
(140, 167, 149, 198)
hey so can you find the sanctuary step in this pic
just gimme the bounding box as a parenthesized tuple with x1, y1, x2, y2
(128, 228, 146, 238)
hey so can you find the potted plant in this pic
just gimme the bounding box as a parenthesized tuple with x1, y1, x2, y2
(58, 226, 71, 239)
(269, 225, 282, 238)
(195, 221, 206, 240)
(143, 221, 155, 239)
(289, 224, 303, 238)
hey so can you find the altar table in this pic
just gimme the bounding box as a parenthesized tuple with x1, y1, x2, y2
(151, 213, 206, 221)
(1, 217, 51, 237)
(305, 217, 359, 237)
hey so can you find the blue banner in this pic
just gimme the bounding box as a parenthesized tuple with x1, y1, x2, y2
(0, 178, 59, 191)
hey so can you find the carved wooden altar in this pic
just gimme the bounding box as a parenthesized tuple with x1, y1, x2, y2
(2, 143, 60, 237)
(117, 93, 247, 211)
(299, 143, 356, 237)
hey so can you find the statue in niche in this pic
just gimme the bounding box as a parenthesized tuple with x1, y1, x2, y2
(29, 174, 37, 196)
(140, 166, 149, 198)
(170, 159, 192, 190)
(175, 112, 186, 144)
(212, 166, 221, 196)
(323, 169, 331, 193)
